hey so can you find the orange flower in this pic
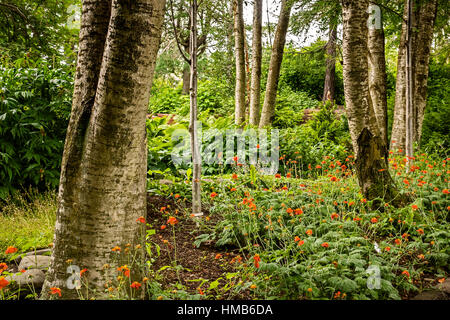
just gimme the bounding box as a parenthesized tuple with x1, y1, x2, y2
(0, 263, 7, 273)
(401, 270, 410, 278)
(160, 225, 167, 230)
(50, 287, 61, 297)
(371, 217, 378, 223)
(286, 208, 293, 214)
(136, 216, 146, 224)
(306, 229, 313, 236)
(385, 247, 391, 252)
(117, 265, 130, 277)
(295, 208, 303, 215)
(112, 246, 121, 252)
(411, 204, 418, 210)
(361, 198, 367, 203)
(330, 176, 338, 182)
(321, 242, 329, 248)
(80, 268, 87, 277)
(416, 228, 424, 235)
(443, 189, 449, 194)
(167, 216, 178, 226)
(233, 156, 238, 163)
(0, 276, 9, 290)
(232, 174, 238, 180)
(394, 238, 401, 245)
(253, 254, 261, 268)
(130, 281, 142, 289)
(5, 246, 17, 254)
(174, 194, 180, 199)
(286, 173, 292, 178)
(275, 173, 281, 178)
(331, 213, 339, 220)
(297, 240, 305, 246)
(215, 253, 222, 260)
(210, 192, 218, 199)
(230, 187, 237, 192)
(197, 287, 204, 295)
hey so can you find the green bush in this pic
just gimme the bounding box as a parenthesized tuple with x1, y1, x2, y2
(420, 60, 450, 154)
(278, 102, 352, 174)
(0, 58, 72, 198)
(277, 42, 345, 105)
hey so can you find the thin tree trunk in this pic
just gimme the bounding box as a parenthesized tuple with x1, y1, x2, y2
(190, 0, 202, 216)
(182, 64, 190, 94)
(390, 1, 408, 152)
(41, 0, 166, 299)
(391, 0, 438, 152)
(368, 4, 389, 147)
(259, 0, 293, 128)
(249, 0, 262, 126)
(405, 0, 414, 161)
(342, 0, 404, 206)
(413, 0, 438, 144)
(322, 26, 337, 103)
(234, 0, 246, 125)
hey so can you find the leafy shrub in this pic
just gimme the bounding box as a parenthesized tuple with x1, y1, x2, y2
(420, 60, 450, 154)
(277, 42, 345, 105)
(278, 102, 351, 174)
(0, 58, 72, 198)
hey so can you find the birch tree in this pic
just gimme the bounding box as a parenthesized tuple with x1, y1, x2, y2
(41, 0, 166, 299)
(249, 0, 263, 126)
(342, 0, 403, 205)
(189, 0, 202, 216)
(368, 4, 388, 147)
(323, 25, 337, 103)
(391, 0, 438, 153)
(234, 0, 246, 125)
(259, 0, 294, 128)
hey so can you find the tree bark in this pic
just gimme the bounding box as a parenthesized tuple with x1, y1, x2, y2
(412, 0, 438, 144)
(259, 0, 293, 128)
(249, 0, 262, 126)
(182, 64, 190, 94)
(390, 1, 408, 152)
(190, 0, 202, 217)
(405, 0, 414, 161)
(390, 0, 438, 152)
(234, 0, 246, 125)
(342, 0, 403, 206)
(368, 4, 388, 147)
(41, 0, 166, 299)
(322, 26, 337, 103)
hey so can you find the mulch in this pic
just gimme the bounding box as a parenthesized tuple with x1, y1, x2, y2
(145, 194, 249, 298)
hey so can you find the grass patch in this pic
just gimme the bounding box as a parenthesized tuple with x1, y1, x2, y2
(0, 189, 57, 261)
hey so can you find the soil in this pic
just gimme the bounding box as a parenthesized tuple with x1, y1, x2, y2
(145, 194, 250, 299)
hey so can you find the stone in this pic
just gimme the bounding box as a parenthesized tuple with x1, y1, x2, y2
(434, 279, 450, 294)
(24, 249, 52, 257)
(18, 255, 51, 271)
(411, 289, 447, 300)
(6, 269, 46, 290)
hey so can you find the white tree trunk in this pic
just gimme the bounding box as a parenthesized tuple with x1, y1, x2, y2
(190, 0, 202, 216)
(41, 0, 166, 299)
